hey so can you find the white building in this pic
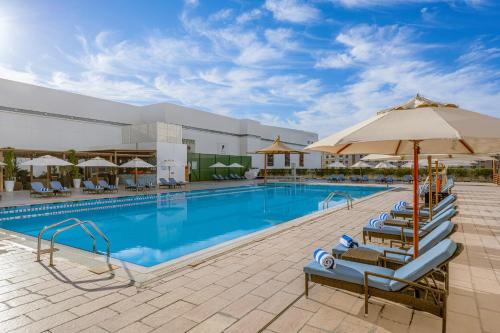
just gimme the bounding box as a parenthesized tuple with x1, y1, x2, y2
(0, 78, 320, 181)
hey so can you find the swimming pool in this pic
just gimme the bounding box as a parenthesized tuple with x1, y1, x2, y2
(0, 183, 387, 267)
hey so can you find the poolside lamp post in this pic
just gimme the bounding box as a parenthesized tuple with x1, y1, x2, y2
(255, 136, 304, 184)
(0, 161, 5, 192)
(305, 94, 500, 258)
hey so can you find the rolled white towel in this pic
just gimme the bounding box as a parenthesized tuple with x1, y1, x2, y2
(393, 201, 408, 211)
(340, 234, 358, 248)
(313, 248, 335, 269)
(368, 218, 384, 229)
(379, 212, 389, 220)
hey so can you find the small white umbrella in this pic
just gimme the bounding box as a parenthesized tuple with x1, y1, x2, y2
(21, 155, 73, 185)
(362, 154, 401, 162)
(374, 161, 396, 169)
(209, 162, 228, 178)
(209, 162, 228, 168)
(327, 161, 346, 168)
(120, 158, 155, 183)
(350, 161, 372, 168)
(77, 157, 118, 168)
(228, 163, 244, 168)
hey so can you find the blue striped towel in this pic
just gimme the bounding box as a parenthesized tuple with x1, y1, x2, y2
(393, 200, 408, 211)
(313, 248, 335, 269)
(41, 188, 49, 192)
(368, 212, 389, 229)
(340, 234, 358, 248)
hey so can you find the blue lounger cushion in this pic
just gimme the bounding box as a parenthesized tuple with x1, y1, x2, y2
(334, 221, 455, 263)
(304, 259, 396, 291)
(364, 207, 455, 237)
(309, 239, 458, 292)
(390, 239, 457, 291)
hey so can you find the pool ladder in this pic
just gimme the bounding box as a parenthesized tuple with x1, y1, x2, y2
(322, 191, 353, 210)
(36, 218, 111, 266)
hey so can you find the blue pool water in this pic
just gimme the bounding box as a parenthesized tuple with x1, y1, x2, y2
(0, 184, 387, 267)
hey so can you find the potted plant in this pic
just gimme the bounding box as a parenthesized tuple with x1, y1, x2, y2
(67, 149, 81, 188)
(3, 149, 16, 192)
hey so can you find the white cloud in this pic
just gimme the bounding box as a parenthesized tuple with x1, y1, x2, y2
(236, 8, 263, 24)
(315, 25, 419, 69)
(184, 0, 199, 7)
(329, 0, 487, 7)
(265, 0, 319, 24)
(209, 8, 233, 21)
(0, 63, 38, 84)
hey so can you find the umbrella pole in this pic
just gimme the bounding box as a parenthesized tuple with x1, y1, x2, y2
(413, 141, 420, 258)
(264, 154, 267, 184)
(435, 161, 439, 205)
(427, 156, 433, 220)
(46, 166, 50, 187)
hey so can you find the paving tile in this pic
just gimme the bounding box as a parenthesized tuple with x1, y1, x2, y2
(116, 321, 154, 333)
(27, 295, 88, 321)
(225, 309, 275, 333)
(218, 281, 257, 302)
(99, 303, 158, 332)
(479, 308, 500, 333)
(150, 317, 197, 333)
(251, 279, 287, 298)
(0, 315, 33, 332)
(70, 292, 127, 316)
(10, 310, 77, 333)
(142, 300, 195, 327)
(258, 291, 298, 314)
(268, 306, 314, 332)
(183, 296, 232, 323)
(188, 313, 236, 333)
(221, 293, 265, 318)
(51, 308, 118, 333)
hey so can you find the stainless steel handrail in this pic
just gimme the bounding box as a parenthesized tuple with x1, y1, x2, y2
(36, 217, 111, 266)
(322, 191, 353, 210)
(37, 218, 81, 261)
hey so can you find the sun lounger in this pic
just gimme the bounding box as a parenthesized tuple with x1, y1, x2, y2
(363, 206, 456, 243)
(124, 179, 144, 191)
(31, 182, 55, 197)
(159, 177, 173, 188)
(82, 180, 104, 194)
(385, 176, 394, 184)
(138, 179, 155, 190)
(170, 178, 186, 187)
(362, 175, 369, 183)
(305, 239, 463, 333)
(402, 175, 412, 183)
(98, 180, 118, 193)
(334, 221, 456, 268)
(50, 181, 71, 196)
(391, 194, 456, 219)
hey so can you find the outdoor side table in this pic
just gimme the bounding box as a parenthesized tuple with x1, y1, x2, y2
(341, 248, 380, 266)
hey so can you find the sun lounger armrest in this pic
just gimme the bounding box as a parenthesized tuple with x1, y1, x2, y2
(364, 271, 446, 294)
(383, 249, 409, 257)
(389, 239, 413, 249)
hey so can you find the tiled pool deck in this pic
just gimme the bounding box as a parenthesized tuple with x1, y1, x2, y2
(0, 182, 499, 332)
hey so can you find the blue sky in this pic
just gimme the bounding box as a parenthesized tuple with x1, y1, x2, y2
(0, 0, 499, 136)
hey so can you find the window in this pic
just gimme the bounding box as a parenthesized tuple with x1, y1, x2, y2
(285, 153, 290, 167)
(267, 154, 274, 167)
(299, 153, 304, 167)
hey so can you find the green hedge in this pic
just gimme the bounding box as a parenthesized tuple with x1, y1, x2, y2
(263, 167, 493, 182)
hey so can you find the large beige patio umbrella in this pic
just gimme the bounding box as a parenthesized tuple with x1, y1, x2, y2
(255, 136, 303, 183)
(21, 155, 73, 186)
(306, 94, 500, 258)
(77, 157, 119, 184)
(120, 157, 155, 183)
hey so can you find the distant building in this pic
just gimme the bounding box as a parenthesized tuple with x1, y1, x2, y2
(0, 78, 321, 182)
(321, 153, 366, 168)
